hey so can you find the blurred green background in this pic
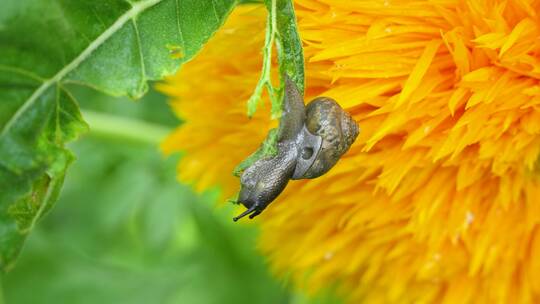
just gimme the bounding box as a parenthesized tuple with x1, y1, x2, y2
(0, 85, 340, 304)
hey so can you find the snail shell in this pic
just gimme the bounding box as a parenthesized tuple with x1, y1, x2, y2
(296, 97, 359, 179)
(234, 77, 359, 221)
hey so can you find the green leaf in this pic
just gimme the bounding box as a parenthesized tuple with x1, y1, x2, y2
(0, 0, 236, 271)
(272, 0, 305, 93)
(246, 0, 304, 117)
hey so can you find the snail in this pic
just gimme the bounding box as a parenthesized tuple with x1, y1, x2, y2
(233, 77, 359, 221)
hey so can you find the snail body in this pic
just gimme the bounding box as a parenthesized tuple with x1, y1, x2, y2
(233, 77, 359, 221)
(236, 141, 297, 220)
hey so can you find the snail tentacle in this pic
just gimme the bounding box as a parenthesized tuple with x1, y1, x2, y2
(233, 205, 258, 222)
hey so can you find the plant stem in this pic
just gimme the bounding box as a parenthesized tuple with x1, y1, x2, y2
(82, 110, 172, 145)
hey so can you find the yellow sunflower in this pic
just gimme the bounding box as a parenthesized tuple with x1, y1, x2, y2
(158, 1, 540, 303)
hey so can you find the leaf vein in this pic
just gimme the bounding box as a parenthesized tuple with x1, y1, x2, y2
(55, 84, 61, 144)
(211, 0, 220, 23)
(131, 18, 147, 92)
(174, 0, 186, 58)
(0, 65, 45, 83)
(24, 176, 60, 234)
